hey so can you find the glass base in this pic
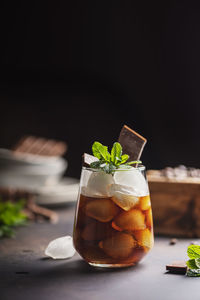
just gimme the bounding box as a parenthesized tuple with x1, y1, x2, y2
(88, 262, 136, 268)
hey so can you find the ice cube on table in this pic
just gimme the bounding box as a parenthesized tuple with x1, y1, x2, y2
(45, 236, 76, 259)
(114, 168, 149, 197)
(86, 171, 114, 197)
(110, 184, 139, 211)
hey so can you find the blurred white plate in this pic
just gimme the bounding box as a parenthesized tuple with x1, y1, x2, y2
(35, 177, 79, 206)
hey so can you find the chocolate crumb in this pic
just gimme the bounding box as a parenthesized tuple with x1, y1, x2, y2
(169, 238, 177, 245)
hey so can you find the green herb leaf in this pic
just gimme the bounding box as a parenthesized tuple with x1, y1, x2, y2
(186, 259, 198, 269)
(92, 142, 104, 159)
(118, 164, 133, 170)
(126, 160, 142, 165)
(187, 268, 200, 277)
(92, 142, 110, 162)
(120, 154, 129, 164)
(90, 141, 142, 174)
(111, 142, 122, 165)
(90, 161, 103, 169)
(187, 245, 200, 259)
(195, 258, 200, 268)
(0, 200, 27, 238)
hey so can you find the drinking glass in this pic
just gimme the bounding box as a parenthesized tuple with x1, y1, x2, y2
(73, 166, 154, 268)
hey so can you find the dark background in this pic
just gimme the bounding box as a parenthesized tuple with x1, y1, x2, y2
(0, 1, 199, 178)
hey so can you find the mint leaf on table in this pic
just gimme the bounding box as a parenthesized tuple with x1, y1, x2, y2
(186, 259, 199, 269)
(186, 245, 200, 277)
(186, 268, 200, 277)
(195, 258, 200, 268)
(90, 141, 141, 174)
(0, 200, 27, 238)
(187, 245, 200, 259)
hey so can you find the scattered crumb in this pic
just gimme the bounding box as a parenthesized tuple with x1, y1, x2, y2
(169, 238, 177, 245)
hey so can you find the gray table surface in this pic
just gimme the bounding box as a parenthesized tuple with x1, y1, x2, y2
(0, 204, 200, 300)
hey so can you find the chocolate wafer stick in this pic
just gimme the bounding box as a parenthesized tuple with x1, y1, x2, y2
(12, 136, 36, 153)
(12, 136, 67, 157)
(118, 125, 147, 161)
(21, 137, 46, 155)
(46, 142, 67, 156)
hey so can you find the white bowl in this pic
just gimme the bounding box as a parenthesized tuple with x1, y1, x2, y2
(0, 148, 68, 190)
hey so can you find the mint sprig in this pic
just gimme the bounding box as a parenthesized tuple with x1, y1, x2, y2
(187, 245, 200, 259)
(187, 268, 200, 277)
(186, 245, 200, 277)
(0, 200, 27, 238)
(90, 141, 141, 174)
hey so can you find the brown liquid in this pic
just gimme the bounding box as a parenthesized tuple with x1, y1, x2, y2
(73, 193, 154, 267)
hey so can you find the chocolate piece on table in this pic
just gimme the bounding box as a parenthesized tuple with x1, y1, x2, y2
(12, 136, 67, 157)
(169, 238, 178, 245)
(118, 125, 147, 161)
(166, 261, 187, 274)
(82, 153, 98, 167)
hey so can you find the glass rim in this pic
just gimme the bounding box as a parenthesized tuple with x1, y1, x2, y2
(82, 164, 146, 172)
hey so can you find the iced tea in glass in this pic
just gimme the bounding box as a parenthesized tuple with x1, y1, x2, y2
(73, 166, 154, 268)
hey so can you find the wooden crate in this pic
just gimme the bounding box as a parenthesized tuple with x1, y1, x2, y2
(148, 177, 200, 237)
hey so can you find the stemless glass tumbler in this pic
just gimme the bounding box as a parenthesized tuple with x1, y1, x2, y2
(73, 166, 154, 268)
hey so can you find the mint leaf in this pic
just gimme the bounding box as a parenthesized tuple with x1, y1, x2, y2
(101, 164, 110, 174)
(90, 141, 142, 174)
(187, 268, 200, 277)
(185, 246, 200, 277)
(92, 142, 104, 159)
(126, 160, 142, 165)
(99, 145, 110, 162)
(90, 161, 103, 169)
(187, 259, 198, 269)
(0, 200, 27, 238)
(187, 245, 200, 259)
(100, 162, 116, 174)
(92, 142, 110, 162)
(195, 258, 200, 268)
(111, 142, 122, 165)
(118, 164, 133, 170)
(121, 154, 129, 164)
